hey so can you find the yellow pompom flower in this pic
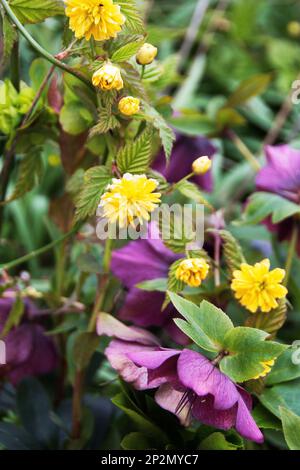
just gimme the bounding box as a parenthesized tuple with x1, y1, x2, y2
(175, 258, 209, 287)
(252, 359, 275, 380)
(136, 43, 158, 65)
(92, 63, 123, 91)
(65, 0, 125, 41)
(231, 259, 287, 313)
(192, 156, 212, 175)
(99, 174, 161, 227)
(118, 96, 140, 116)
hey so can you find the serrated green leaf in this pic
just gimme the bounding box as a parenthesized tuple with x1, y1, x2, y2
(111, 39, 144, 63)
(217, 229, 246, 277)
(118, 0, 144, 34)
(245, 298, 287, 339)
(120, 62, 148, 101)
(158, 205, 195, 253)
(176, 180, 214, 212)
(74, 166, 112, 222)
(280, 407, 300, 450)
(89, 107, 120, 136)
(3, 148, 43, 204)
(239, 192, 300, 226)
(220, 327, 287, 383)
(142, 103, 175, 161)
(117, 129, 153, 174)
(10, 0, 64, 24)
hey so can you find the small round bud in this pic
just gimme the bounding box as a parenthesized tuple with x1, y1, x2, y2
(118, 96, 140, 116)
(92, 63, 123, 91)
(136, 43, 158, 65)
(192, 156, 212, 175)
(287, 21, 300, 37)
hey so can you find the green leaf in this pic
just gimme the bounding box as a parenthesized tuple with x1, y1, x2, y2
(199, 432, 240, 450)
(16, 378, 55, 446)
(0, 10, 17, 65)
(158, 205, 195, 253)
(265, 349, 300, 386)
(89, 107, 120, 136)
(117, 128, 153, 174)
(168, 113, 215, 137)
(280, 407, 300, 450)
(220, 327, 287, 383)
(245, 298, 287, 340)
(60, 102, 93, 135)
(226, 74, 272, 108)
(176, 180, 214, 212)
(252, 404, 282, 431)
(111, 39, 144, 63)
(118, 0, 144, 34)
(3, 148, 43, 203)
(217, 229, 246, 277)
(10, 0, 64, 24)
(136, 278, 168, 292)
(169, 293, 233, 353)
(239, 192, 300, 226)
(74, 166, 112, 222)
(121, 432, 152, 450)
(259, 379, 300, 419)
(142, 103, 175, 161)
(72, 332, 100, 371)
(0, 295, 24, 339)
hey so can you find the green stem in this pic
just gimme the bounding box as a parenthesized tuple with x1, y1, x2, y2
(0, 224, 80, 272)
(10, 40, 20, 91)
(0, 0, 93, 90)
(284, 223, 298, 287)
(227, 130, 261, 172)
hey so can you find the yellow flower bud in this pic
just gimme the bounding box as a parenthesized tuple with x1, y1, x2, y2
(136, 43, 158, 65)
(118, 96, 140, 116)
(175, 258, 209, 287)
(287, 21, 300, 38)
(192, 156, 212, 175)
(92, 63, 123, 91)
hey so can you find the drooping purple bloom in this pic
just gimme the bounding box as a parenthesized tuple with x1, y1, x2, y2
(255, 144, 300, 254)
(152, 134, 216, 191)
(111, 223, 189, 344)
(0, 292, 58, 385)
(97, 314, 263, 443)
(256, 145, 300, 203)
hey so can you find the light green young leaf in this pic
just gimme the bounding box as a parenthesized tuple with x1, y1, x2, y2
(169, 293, 234, 353)
(220, 327, 287, 383)
(74, 166, 112, 222)
(136, 278, 167, 292)
(111, 39, 144, 63)
(217, 229, 246, 277)
(89, 107, 120, 136)
(117, 128, 153, 174)
(60, 102, 93, 135)
(176, 180, 214, 212)
(142, 103, 175, 161)
(10, 0, 64, 24)
(118, 0, 144, 34)
(280, 407, 300, 450)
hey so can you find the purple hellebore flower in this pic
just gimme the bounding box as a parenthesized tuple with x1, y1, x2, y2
(152, 134, 216, 191)
(97, 314, 263, 444)
(111, 223, 189, 345)
(0, 291, 58, 385)
(256, 144, 300, 254)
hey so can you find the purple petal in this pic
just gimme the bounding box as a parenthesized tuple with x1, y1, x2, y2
(155, 383, 192, 426)
(177, 350, 238, 410)
(236, 395, 264, 444)
(256, 145, 300, 202)
(97, 313, 159, 346)
(192, 394, 237, 430)
(111, 223, 178, 288)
